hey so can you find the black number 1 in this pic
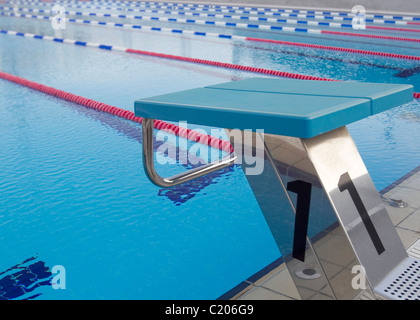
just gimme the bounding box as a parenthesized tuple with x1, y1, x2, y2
(287, 180, 312, 262)
(338, 172, 385, 255)
(287, 173, 385, 262)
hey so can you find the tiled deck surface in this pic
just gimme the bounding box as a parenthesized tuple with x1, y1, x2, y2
(233, 169, 420, 300)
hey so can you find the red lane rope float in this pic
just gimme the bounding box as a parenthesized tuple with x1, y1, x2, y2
(125, 48, 333, 81)
(0, 71, 233, 153)
(125, 48, 420, 99)
(321, 30, 420, 43)
(245, 37, 420, 61)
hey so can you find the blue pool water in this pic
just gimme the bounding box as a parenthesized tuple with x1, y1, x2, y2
(0, 0, 420, 299)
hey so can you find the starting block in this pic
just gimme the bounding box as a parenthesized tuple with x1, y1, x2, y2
(135, 78, 417, 300)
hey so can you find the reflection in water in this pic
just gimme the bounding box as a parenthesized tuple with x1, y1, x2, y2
(155, 140, 237, 206)
(399, 111, 420, 123)
(0, 256, 52, 300)
(158, 165, 237, 206)
(68, 103, 235, 206)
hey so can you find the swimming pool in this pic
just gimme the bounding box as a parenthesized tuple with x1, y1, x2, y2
(0, 0, 419, 300)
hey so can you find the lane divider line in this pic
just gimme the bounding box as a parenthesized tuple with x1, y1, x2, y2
(322, 30, 420, 42)
(3, 9, 420, 63)
(4, 5, 364, 32)
(7, 1, 420, 27)
(0, 27, 333, 82)
(60, 8, 420, 33)
(20, 5, 420, 33)
(159, 2, 420, 21)
(3, 9, 420, 44)
(0, 27, 418, 101)
(244, 37, 420, 61)
(367, 26, 420, 32)
(0, 69, 234, 153)
(124, 46, 332, 81)
(11, 0, 420, 22)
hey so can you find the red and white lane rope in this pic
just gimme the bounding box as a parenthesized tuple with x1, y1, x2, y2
(1, 28, 418, 100)
(245, 37, 420, 61)
(0, 70, 234, 152)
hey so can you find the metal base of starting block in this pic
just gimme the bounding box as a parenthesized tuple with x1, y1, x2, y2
(238, 126, 418, 300)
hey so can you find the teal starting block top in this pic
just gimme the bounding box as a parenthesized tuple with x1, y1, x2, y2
(134, 78, 413, 138)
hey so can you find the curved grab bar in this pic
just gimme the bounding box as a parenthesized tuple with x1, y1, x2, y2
(142, 118, 237, 188)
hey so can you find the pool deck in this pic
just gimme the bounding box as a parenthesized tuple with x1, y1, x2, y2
(233, 167, 420, 300)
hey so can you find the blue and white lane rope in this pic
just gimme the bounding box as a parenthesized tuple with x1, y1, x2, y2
(6, 3, 420, 27)
(2, 1, 412, 26)
(3, 8, 420, 41)
(0, 5, 356, 30)
(0, 11, 420, 43)
(0, 27, 336, 85)
(0, 10, 251, 39)
(4, 6, 420, 36)
(3, 9, 420, 59)
(0, 9, 324, 34)
(0, 28, 126, 51)
(9, 0, 420, 22)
